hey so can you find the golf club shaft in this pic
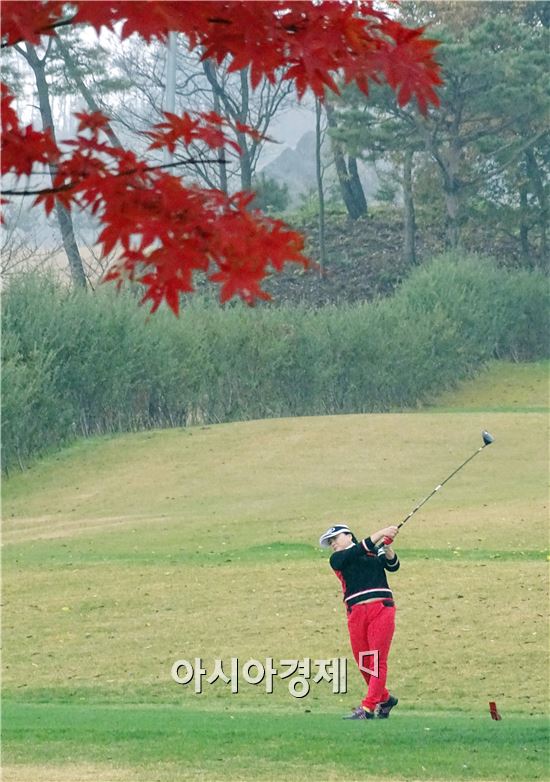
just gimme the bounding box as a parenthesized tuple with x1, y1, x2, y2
(399, 443, 488, 528)
(382, 442, 490, 544)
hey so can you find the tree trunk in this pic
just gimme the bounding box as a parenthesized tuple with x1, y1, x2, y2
(202, 60, 228, 193)
(519, 182, 530, 263)
(524, 147, 548, 265)
(163, 32, 177, 165)
(24, 44, 87, 288)
(214, 87, 229, 194)
(442, 140, 463, 249)
(402, 148, 417, 265)
(417, 118, 463, 250)
(55, 36, 123, 148)
(347, 156, 368, 217)
(325, 102, 367, 221)
(443, 175, 461, 249)
(315, 99, 327, 270)
(238, 68, 252, 191)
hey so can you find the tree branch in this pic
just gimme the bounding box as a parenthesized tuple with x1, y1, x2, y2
(465, 130, 548, 189)
(1, 157, 227, 197)
(54, 35, 124, 148)
(2, 15, 78, 49)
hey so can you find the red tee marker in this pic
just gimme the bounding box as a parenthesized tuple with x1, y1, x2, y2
(489, 701, 502, 720)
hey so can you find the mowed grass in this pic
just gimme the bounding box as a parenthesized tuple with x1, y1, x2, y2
(426, 359, 549, 413)
(2, 368, 549, 780)
(3, 703, 548, 782)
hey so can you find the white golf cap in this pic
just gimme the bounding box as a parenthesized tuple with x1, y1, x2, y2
(319, 524, 353, 548)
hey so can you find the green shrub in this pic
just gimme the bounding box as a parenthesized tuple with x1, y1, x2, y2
(251, 173, 290, 213)
(2, 255, 548, 471)
(1, 331, 70, 473)
(395, 253, 549, 362)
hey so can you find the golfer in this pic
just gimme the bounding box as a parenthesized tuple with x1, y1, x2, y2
(319, 523, 400, 720)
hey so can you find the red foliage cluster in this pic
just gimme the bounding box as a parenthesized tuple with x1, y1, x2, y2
(1, 1, 442, 312)
(9, 102, 300, 312)
(1, 84, 58, 176)
(145, 110, 263, 155)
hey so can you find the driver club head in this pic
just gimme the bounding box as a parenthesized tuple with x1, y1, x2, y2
(482, 430, 494, 446)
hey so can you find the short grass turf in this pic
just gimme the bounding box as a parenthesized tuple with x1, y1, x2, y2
(424, 359, 548, 413)
(2, 388, 549, 780)
(3, 703, 548, 781)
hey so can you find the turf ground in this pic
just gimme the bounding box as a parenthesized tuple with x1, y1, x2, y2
(2, 360, 549, 780)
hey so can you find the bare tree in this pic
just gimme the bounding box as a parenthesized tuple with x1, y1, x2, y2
(111, 38, 294, 193)
(14, 42, 87, 288)
(1, 201, 63, 279)
(53, 34, 124, 148)
(202, 62, 293, 191)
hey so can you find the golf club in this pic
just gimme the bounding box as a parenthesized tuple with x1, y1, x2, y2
(381, 430, 494, 546)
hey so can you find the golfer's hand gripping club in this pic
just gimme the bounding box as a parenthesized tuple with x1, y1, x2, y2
(374, 525, 399, 553)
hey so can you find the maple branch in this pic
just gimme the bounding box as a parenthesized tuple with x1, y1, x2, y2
(1, 13, 78, 49)
(1, 11, 234, 49)
(1, 157, 227, 197)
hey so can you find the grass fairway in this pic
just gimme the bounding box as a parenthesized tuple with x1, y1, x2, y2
(426, 360, 549, 413)
(2, 364, 549, 781)
(3, 703, 548, 781)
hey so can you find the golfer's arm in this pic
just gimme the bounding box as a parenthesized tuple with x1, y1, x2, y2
(383, 548, 400, 571)
(370, 529, 392, 546)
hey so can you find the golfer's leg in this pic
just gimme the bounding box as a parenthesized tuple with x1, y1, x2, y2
(361, 602, 395, 711)
(347, 604, 371, 689)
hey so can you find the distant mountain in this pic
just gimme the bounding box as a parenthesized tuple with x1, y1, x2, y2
(259, 130, 382, 206)
(260, 131, 318, 202)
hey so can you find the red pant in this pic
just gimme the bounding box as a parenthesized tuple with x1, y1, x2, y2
(347, 600, 396, 711)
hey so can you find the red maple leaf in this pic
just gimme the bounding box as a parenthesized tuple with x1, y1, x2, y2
(74, 110, 112, 134)
(0, 1, 67, 45)
(146, 111, 239, 155)
(1, 86, 59, 177)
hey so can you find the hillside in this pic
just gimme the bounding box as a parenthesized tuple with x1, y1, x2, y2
(12, 210, 538, 307)
(426, 360, 549, 412)
(262, 212, 534, 306)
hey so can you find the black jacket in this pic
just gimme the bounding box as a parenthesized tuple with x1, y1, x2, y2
(329, 537, 400, 610)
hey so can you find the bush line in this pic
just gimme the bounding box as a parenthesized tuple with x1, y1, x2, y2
(2, 253, 548, 472)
